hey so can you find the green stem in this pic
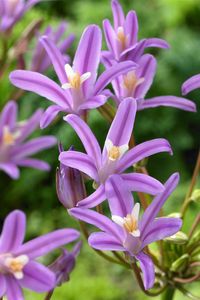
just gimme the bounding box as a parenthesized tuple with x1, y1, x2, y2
(161, 287, 175, 300)
(44, 289, 54, 300)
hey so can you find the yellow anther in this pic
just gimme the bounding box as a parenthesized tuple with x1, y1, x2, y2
(117, 27, 127, 49)
(3, 127, 15, 146)
(123, 214, 137, 233)
(108, 146, 121, 161)
(69, 73, 81, 89)
(123, 72, 145, 93)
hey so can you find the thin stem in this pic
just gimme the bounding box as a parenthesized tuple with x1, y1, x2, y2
(181, 151, 200, 217)
(44, 290, 54, 300)
(177, 285, 200, 300)
(189, 213, 200, 238)
(174, 272, 200, 283)
(161, 287, 175, 300)
(112, 251, 128, 264)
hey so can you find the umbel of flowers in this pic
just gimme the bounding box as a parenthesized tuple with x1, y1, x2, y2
(0, 0, 199, 299)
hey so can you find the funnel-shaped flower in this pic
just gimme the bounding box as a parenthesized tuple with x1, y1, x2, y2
(30, 22, 75, 73)
(59, 98, 172, 208)
(69, 173, 182, 290)
(0, 101, 56, 179)
(102, 54, 196, 112)
(0, 210, 80, 299)
(102, 0, 169, 62)
(10, 25, 136, 128)
(0, 0, 41, 32)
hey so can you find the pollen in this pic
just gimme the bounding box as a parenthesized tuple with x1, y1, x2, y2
(123, 71, 145, 93)
(123, 214, 138, 233)
(117, 27, 127, 49)
(3, 127, 15, 146)
(108, 146, 121, 161)
(69, 73, 81, 89)
(9, 259, 24, 273)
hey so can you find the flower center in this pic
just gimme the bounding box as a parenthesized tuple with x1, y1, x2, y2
(108, 146, 121, 161)
(123, 71, 145, 93)
(117, 27, 127, 49)
(69, 73, 81, 89)
(62, 64, 91, 90)
(2, 126, 17, 146)
(4, 255, 29, 279)
(123, 214, 138, 233)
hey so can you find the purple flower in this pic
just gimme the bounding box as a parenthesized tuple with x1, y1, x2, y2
(102, 54, 196, 112)
(69, 173, 182, 290)
(0, 101, 57, 179)
(182, 73, 200, 95)
(30, 22, 75, 73)
(59, 98, 172, 208)
(102, 0, 169, 62)
(56, 145, 86, 209)
(49, 241, 82, 286)
(10, 25, 136, 129)
(0, 0, 41, 32)
(0, 210, 80, 299)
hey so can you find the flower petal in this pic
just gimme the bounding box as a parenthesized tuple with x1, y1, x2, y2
(0, 274, 6, 298)
(40, 35, 68, 85)
(138, 96, 196, 112)
(78, 184, 106, 208)
(59, 151, 99, 181)
(0, 210, 26, 253)
(145, 38, 170, 49)
(6, 275, 24, 300)
(182, 74, 200, 95)
(116, 138, 172, 173)
(9, 71, 71, 108)
(94, 61, 137, 95)
(140, 173, 179, 236)
(104, 97, 137, 148)
(40, 105, 62, 129)
(0, 101, 17, 131)
(78, 95, 107, 111)
(64, 114, 101, 167)
(103, 19, 118, 59)
(17, 158, 50, 171)
(125, 11, 138, 45)
(111, 0, 125, 29)
(20, 261, 55, 292)
(136, 252, 155, 290)
(15, 229, 80, 259)
(121, 173, 164, 195)
(89, 232, 124, 251)
(105, 174, 133, 217)
(12, 137, 57, 159)
(69, 208, 123, 240)
(142, 217, 182, 248)
(0, 163, 20, 179)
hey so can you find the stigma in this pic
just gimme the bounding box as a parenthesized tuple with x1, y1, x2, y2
(62, 64, 91, 90)
(112, 203, 141, 237)
(117, 27, 128, 49)
(4, 255, 29, 279)
(105, 139, 129, 161)
(123, 71, 145, 94)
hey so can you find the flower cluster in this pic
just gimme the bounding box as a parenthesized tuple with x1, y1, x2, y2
(0, 0, 199, 298)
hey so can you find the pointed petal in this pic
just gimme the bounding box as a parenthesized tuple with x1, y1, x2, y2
(139, 96, 196, 112)
(136, 252, 155, 290)
(142, 217, 182, 248)
(111, 0, 125, 29)
(94, 61, 137, 95)
(135, 54, 157, 99)
(121, 173, 164, 195)
(105, 174, 133, 217)
(182, 74, 200, 95)
(64, 114, 101, 167)
(89, 232, 124, 251)
(126, 39, 147, 61)
(145, 38, 170, 49)
(103, 19, 118, 59)
(140, 173, 180, 236)
(9, 71, 70, 108)
(116, 138, 172, 173)
(78, 185, 106, 208)
(104, 98, 137, 148)
(0, 210, 26, 253)
(73, 25, 102, 95)
(0, 163, 20, 179)
(20, 261, 55, 292)
(79, 95, 107, 111)
(0, 275, 6, 298)
(69, 208, 124, 240)
(17, 158, 50, 171)
(6, 275, 23, 300)
(40, 105, 62, 129)
(59, 151, 99, 181)
(15, 229, 80, 259)
(125, 11, 138, 45)
(12, 137, 57, 159)
(40, 35, 68, 84)
(0, 101, 17, 131)
(132, 203, 140, 220)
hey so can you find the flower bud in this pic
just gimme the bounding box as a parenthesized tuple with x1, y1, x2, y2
(56, 145, 86, 209)
(190, 189, 200, 203)
(170, 254, 189, 272)
(164, 231, 188, 244)
(49, 241, 82, 286)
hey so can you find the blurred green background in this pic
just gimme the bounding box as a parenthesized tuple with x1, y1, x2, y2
(0, 0, 200, 299)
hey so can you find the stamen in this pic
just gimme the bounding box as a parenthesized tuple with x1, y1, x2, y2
(5, 255, 29, 279)
(2, 127, 17, 146)
(108, 146, 121, 161)
(123, 71, 145, 93)
(117, 27, 127, 49)
(105, 139, 129, 162)
(62, 64, 91, 90)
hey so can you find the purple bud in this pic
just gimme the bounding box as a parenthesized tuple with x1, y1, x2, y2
(56, 145, 86, 208)
(49, 241, 82, 286)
